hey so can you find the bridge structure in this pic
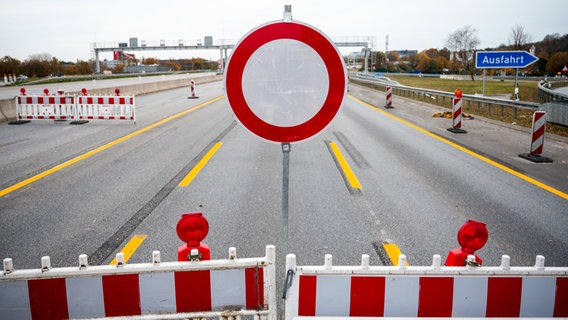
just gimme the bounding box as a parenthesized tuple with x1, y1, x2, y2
(91, 35, 375, 74)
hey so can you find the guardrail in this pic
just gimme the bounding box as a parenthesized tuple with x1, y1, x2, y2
(351, 74, 540, 119)
(538, 79, 568, 103)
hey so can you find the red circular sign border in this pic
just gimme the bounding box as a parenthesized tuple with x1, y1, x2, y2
(225, 21, 346, 143)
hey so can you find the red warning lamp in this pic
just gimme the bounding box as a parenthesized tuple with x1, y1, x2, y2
(114, 88, 121, 96)
(81, 88, 88, 96)
(20, 88, 27, 96)
(43, 88, 50, 96)
(177, 212, 211, 261)
(454, 88, 463, 98)
(445, 220, 488, 266)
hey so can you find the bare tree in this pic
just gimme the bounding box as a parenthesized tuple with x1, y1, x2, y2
(446, 25, 480, 81)
(509, 25, 532, 50)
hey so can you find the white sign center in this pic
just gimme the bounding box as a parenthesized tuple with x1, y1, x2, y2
(242, 39, 329, 127)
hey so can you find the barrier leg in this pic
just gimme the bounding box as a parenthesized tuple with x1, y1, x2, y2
(8, 96, 31, 125)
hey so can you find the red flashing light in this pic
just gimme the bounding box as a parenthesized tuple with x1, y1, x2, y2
(20, 88, 26, 95)
(445, 220, 488, 266)
(457, 220, 488, 253)
(114, 88, 121, 96)
(176, 212, 211, 261)
(454, 88, 463, 98)
(177, 212, 209, 246)
(81, 88, 88, 96)
(43, 88, 49, 96)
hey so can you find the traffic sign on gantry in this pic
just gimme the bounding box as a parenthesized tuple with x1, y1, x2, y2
(475, 50, 538, 69)
(224, 20, 347, 143)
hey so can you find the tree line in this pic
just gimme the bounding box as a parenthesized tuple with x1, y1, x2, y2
(0, 54, 93, 79)
(0, 54, 217, 79)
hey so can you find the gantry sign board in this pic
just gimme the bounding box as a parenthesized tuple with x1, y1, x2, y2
(224, 21, 347, 143)
(475, 50, 538, 69)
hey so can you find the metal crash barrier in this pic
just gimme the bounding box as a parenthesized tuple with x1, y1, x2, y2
(284, 253, 568, 319)
(0, 246, 276, 320)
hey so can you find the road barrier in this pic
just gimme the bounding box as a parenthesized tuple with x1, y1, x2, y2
(9, 88, 135, 125)
(384, 85, 393, 108)
(11, 89, 76, 124)
(1, 246, 567, 319)
(188, 79, 199, 99)
(75, 90, 136, 123)
(0, 246, 276, 320)
(519, 110, 553, 163)
(447, 88, 467, 134)
(284, 253, 568, 319)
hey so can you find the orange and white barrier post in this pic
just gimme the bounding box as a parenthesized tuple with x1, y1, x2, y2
(447, 88, 467, 133)
(384, 86, 393, 108)
(188, 80, 199, 99)
(519, 111, 553, 163)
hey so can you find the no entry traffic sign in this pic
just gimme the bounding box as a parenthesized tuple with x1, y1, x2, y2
(224, 21, 346, 143)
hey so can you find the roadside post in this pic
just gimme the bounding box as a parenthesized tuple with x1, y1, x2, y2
(188, 79, 199, 99)
(384, 85, 393, 108)
(447, 88, 467, 133)
(519, 111, 553, 163)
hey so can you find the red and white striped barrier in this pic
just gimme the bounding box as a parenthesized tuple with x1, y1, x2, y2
(188, 79, 199, 99)
(447, 88, 467, 134)
(76, 95, 136, 122)
(0, 246, 276, 320)
(384, 86, 393, 108)
(14, 89, 76, 122)
(519, 111, 553, 163)
(284, 253, 568, 319)
(10, 88, 136, 125)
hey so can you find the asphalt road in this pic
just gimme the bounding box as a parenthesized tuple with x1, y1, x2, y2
(1, 80, 567, 276)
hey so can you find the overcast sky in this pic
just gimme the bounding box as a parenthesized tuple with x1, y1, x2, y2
(1, 0, 566, 62)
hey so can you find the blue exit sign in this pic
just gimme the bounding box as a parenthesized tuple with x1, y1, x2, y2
(476, 51, 538, 69)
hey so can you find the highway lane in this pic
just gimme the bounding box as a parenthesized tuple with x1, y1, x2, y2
(0, 82, 229, 268)
(1, 81, 567, 273)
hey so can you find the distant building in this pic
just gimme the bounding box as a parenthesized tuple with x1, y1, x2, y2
(392, 50, 418, 57)
(124, 65, 171, 73)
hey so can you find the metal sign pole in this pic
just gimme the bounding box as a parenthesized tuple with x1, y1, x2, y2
(281, 142, 291, 255)
(482, 69, 486, 96)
